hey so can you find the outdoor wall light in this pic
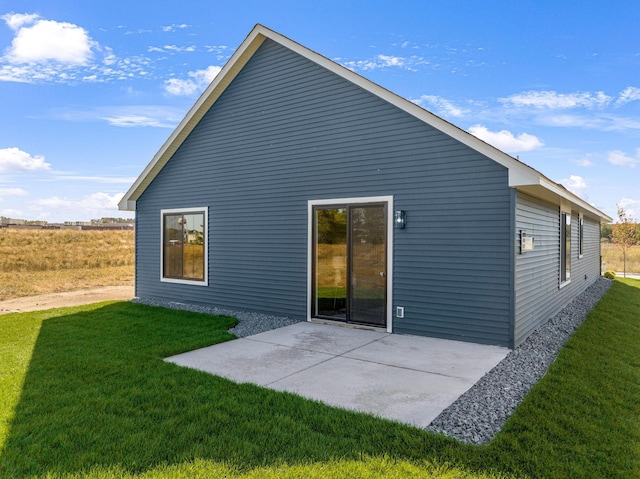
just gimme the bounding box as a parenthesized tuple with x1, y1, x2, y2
(394, 210, 406, 229)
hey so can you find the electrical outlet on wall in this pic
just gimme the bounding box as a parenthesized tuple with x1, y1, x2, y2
(395, 306, 404, 318)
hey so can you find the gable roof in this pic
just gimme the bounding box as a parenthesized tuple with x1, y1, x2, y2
(119, 24, 611, 222)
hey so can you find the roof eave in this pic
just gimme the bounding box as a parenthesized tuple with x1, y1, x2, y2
(118, 25, 269, 210)
(512, 176, 612, 223)
(119, 23, 612, 225)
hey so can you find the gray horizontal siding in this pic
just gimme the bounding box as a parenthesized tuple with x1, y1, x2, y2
(136, 38, 513, 346)
(514, 192, 601, 346)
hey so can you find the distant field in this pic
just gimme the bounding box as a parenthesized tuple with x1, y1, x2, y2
(601, 241, 640, 274)
(0, 229, 134, 301)
(1, 229, 635, 302)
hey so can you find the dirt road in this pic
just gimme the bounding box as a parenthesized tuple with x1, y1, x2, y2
(0, 286, 135, 314)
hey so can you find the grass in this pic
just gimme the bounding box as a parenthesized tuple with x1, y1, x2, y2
(1, 279, 638, 478)
(0, 229, 134, 300)
(601, 240, 640, 273)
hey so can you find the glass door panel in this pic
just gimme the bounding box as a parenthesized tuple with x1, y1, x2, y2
(314, 208, 347, 319)
(312, 203, 387, 327)
(349, 205, 387, 326)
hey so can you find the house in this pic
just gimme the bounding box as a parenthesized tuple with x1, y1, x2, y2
(119, 25, 611, 348)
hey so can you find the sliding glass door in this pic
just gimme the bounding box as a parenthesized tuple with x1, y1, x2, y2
(313, 203, 387, 327)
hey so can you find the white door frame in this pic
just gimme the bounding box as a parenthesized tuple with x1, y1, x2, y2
(307, 195, 393, 333)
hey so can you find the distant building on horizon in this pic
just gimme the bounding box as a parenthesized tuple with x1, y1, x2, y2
(0, 217, 133, 230)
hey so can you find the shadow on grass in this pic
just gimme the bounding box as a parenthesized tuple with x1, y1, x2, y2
(0, 302, 477, 478)
(2, 282, 637, 478)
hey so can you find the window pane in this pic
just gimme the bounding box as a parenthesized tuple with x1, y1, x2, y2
(163, 214, 183, 278)
(315, 208, 347, 319)
(163, 211, 205, 281)
(560, 213, 572, 283)
(565, 215, 571, 280)
(182, 213, 205, 280)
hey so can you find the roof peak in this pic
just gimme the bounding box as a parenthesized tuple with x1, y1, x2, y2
(119, 24, 611, 222)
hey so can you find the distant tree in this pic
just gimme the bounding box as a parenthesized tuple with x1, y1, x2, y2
(610, 205, 639, 278)
(317, 209, 347, 244)
(600, 223, 613, 241)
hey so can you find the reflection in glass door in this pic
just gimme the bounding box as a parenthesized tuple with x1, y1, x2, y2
(350, 205, 387, 326)
(313, 203, 387, 327)
(314, 208, 348, 319)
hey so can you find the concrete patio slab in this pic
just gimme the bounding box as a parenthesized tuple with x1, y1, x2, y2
(248, 322, 388, 355)
(167, 337, 333, 386)
(269, 355, 470, 427)
(345, 334, 509, 381)
(166, 322, 509, 428)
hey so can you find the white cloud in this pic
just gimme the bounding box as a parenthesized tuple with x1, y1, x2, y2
(53, 175, 137, 184)
(0, 13, 153, 84)
(0, 187, 28, 201)
(607, 149, 640, 168)
(1, 12, 40, 30)
(571, 155, 594, 167)
(615, 86, 640, 106)
(541, 114, 606, 128)
(0, 147, 51, 172)
(537, 113, 640, 133)
(0, 64, 32, 82)
(204, 45, 232, 61)
(32, 192, 125, 220)
(377, 55, 405, 67)
(164, 65, 222, 96)
(468, 125, 544, 153)
(101, 115, 173, 128)
(204, 45, 229, 54)
(557, 175, 588, 198)
(3, 16, 94, 65)
(148, 44, 196, 53)
(162, 24, 189, 32)
(606, 116, 640, 131)
(102, 46, 117, 66)
(56, 105, 183, 128)
(617, 198, 640, 220)
(500, 90, 611, 109)
(413, 95, 469, 118)
(340, 54, 427, 72)
(0, 208, 24, 217)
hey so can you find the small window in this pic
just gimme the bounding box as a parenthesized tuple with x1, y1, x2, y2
(560, 212, 571, 284)
(161, 208, 207, 284)
(578, 215, 584, 258)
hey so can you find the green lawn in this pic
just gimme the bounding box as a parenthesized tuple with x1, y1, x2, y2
(1, 279, 638, 478)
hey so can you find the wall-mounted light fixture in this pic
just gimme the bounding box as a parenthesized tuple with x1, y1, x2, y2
(394, 210, 406, 229)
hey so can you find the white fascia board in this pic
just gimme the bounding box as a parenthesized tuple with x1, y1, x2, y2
(118, 26, 269, 211)
(119, 23, 612, 225)
(266, 26, 616, 224)
(119, 199, 136, 211)
(265, 27, 528, 172)
(513, 177, 612, 223)
(540, 178, 612, 222)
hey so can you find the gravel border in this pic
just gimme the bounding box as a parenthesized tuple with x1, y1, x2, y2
(130, 298, 303, 337)
(425, 276, 612, 444)
(134, 277, 611, 445)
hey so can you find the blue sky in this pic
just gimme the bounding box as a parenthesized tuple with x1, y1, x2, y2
(1, 1, 639, 222)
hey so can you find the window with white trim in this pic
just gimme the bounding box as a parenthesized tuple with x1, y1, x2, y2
(560, 212, 571, 284)
(161, 208, 207, 284)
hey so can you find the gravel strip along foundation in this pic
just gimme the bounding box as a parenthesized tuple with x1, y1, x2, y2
(135, 276, 611, 444)
(131, 298, 303, 337)
(426, 276, 612, 444)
